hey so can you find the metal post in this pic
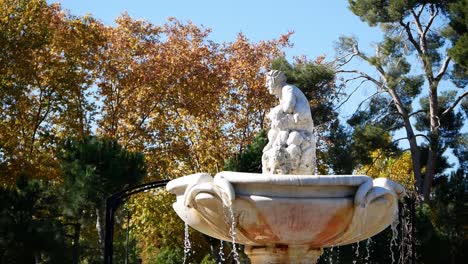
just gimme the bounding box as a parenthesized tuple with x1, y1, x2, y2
(103, 180, 169, 264)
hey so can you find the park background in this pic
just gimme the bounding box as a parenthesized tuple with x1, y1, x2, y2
(1, 0, 466, 263)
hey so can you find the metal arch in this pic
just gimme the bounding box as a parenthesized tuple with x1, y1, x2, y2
(104, 179, 170, 264)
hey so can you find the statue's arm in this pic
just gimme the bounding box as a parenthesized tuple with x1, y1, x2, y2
(281, 86, 296, 114)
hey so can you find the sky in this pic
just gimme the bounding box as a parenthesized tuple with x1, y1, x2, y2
(53, 0, 383, 116)
(54, 0, 381, 62)
(51, 0, 464, 169)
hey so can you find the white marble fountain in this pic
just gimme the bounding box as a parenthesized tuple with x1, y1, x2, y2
(167, 70, 405, 264)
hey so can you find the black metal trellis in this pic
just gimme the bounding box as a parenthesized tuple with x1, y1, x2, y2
(104, 179, 170, 264)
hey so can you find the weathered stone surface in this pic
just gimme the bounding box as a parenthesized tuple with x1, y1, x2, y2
(262, 70, 316, 175)
(167, 172, 405, 261)
(166, 70, 406, 263)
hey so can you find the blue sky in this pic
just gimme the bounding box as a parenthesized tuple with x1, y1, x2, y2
(52, 0, 464, 169)
(54, 0, 383, 116)
(55, 0, 381, 61)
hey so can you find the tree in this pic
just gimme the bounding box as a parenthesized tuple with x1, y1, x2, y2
(336, 0, 467, 199)
(57, 136, 146, 256)
(0, 176, 70, 263)
(95, 15, 291, 178)
(0, 0, 105, 185)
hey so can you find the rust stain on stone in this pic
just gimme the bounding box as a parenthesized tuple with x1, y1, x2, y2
(309, 206, 353, 247)
(239, 209, 280, 243)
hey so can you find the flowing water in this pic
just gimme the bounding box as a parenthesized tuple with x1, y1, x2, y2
(399, 201, 414, 264)
(183, 223, 192, 264)
(218, 241, 225, 264)
(390, 214, 400, 264)
(364, 238, 373, 264)
(352, 241, 360, 264)
(228, 206, 240, 264)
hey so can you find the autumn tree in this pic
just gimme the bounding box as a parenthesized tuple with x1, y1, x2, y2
(95, 15, 291, 179)
(336, 0, 467, 199)
(0, 0, 105, 185)
(94, 14, 293, 262)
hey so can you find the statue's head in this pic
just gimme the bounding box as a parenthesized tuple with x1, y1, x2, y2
(266, 70, 286, 96)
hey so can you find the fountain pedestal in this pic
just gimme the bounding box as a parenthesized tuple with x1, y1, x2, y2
(245, 245, 323, 264)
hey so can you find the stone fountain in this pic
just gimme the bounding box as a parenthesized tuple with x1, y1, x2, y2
(167, 70, 405, 263)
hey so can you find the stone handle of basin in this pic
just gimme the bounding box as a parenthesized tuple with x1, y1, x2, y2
(371, 178, 406, 199)
(184, 177, 235, 208)
(354, 178, 373, 208)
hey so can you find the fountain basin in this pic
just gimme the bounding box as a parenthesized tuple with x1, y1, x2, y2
(167, 171, 405, 249)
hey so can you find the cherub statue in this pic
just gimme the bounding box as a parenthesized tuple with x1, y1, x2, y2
(262, 70, 316, 175)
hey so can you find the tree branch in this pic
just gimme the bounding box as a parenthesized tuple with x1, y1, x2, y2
(409, 110, 426, 117)
(416, 3, 426, 18)
(422, 6, 438, 40)
(334, 79, 369, 111)
(336, 70, 383, 87)
(441, 91, 468, 116)
(435, 55, 451, 82)
(399, 18, 422, 54)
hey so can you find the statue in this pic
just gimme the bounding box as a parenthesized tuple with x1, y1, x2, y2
(262, 70, 316, 175)
(166, 69, 406, 264)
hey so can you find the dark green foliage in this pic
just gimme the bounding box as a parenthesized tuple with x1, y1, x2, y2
(152, 246, 183, 264)
(322, 120, 354, 174)
(351, 124, 398, 165)
(448, 0, 468, 70)
(428, 170, 467, 262)
(224, 130, 267, 173)
(57, 136, 146, 258)
(0, 176, 71, 263)
(416, 91, 465, 149)
(271, 57, 338, 126)
(57, 136, 146, 212)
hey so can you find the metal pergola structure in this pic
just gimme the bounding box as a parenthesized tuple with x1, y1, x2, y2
(103, 179, 170, 264)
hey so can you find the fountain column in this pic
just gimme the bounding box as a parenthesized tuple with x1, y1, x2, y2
(245, 245, 323, 264)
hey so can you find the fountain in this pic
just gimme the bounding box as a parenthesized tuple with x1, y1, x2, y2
(167, 70, 405, 263)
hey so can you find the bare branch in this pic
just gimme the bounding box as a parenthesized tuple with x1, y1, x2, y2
(417, 3, 426, 18)
(393, 134, 430, 145)
(422, 6, 439, 40)
(441, 91, 468, 116)
(435, 55, 451, 82)
(334, 52, 359, 69)
(334, 79, 369, 111)
(355, 90, 384, 113)
(411, 9, 424, 35)
(399, 18, 422, 54)
(336, 70, 383, 87)
(415, 134, 431, 143)
(409, 110, 426, 117)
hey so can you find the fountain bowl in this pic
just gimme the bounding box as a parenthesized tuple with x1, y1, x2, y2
(167, 171, 405, 262)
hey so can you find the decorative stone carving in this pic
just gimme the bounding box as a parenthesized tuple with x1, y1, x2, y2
(262, 70, 316, 175)
(167, 172, 405, 263)
(166, 70, 406, 264)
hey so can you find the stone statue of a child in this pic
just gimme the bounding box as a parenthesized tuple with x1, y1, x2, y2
(262, 70, 316, 175)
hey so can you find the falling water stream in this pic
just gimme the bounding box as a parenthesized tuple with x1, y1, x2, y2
(364, 238, 373, 264)
(352, 241, 360, 264)
(218, 241, 225, 263)
(390, 215, 400, 264)
(183, 223, 192, 264)
(228, 206, 240, 263)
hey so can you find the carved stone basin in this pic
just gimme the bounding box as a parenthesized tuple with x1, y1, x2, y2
(167, 171, 405, 263)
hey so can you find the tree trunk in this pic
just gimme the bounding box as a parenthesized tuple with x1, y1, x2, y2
(96, 207, 106, 256)
(422, 84, 439, 200)
(387, 87, 423, 195)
